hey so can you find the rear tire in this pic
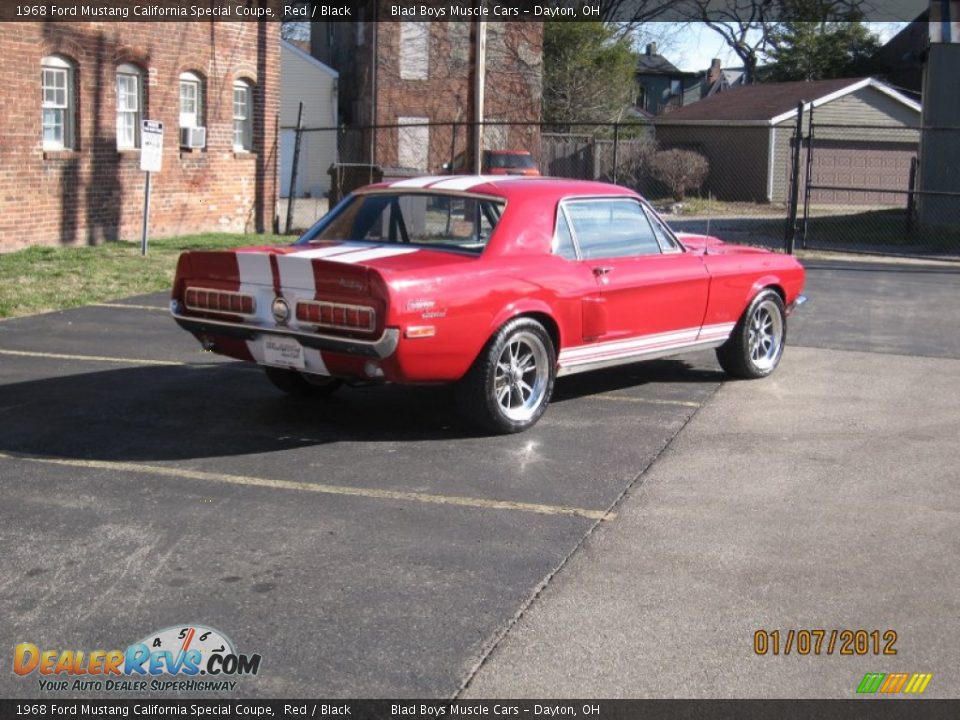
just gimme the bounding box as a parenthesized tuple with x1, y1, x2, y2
(716, 289, 786, 379)
(456, 318, 556, 434)
(264, 366, 342, 397)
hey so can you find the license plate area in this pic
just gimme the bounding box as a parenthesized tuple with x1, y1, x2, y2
(263, 335, 305, 370)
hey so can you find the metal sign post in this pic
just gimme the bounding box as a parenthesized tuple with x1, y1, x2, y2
(139, 120, 163, 256)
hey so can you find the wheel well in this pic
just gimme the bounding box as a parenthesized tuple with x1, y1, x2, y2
(515, 311, 560, 352)
(763, 284, 786, 303)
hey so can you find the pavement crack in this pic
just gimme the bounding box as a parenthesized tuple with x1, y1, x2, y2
(452, 380, 723, 699)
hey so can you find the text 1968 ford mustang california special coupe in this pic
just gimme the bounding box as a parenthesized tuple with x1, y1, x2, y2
(171, 176, 805, 433)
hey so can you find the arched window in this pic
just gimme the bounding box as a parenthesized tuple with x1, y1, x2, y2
(179, 71, 204, 129)
(41, 55, 76, 150)
(116, 63, 144, 149)
(232, 79, 254, 151)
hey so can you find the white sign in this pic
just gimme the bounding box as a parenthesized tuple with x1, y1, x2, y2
(140, 120, 163, 172)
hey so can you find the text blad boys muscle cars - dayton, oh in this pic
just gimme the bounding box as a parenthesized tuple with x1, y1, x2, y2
(170, 176, 806, 433)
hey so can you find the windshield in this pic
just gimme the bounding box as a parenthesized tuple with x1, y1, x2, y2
(486, 153, 536, 170)
(299, 193, 505, 255)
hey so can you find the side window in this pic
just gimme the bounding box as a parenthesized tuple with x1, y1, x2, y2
(564, 199, 661, 260)
(116, 63, 143, 150)
(552, 209, 578, 260)
(42, 55, 76, 150)
(643, 205, 682, 253)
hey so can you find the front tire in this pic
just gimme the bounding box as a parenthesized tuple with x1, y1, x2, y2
(263, 366, 342, 397)
(716, 289, 786, 379)
(456, 318, 557, 434)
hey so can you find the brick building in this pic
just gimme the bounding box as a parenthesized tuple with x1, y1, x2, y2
(0, 21, 279, 251)
(310, 18, 543, 173)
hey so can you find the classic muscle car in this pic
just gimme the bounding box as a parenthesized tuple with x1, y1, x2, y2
(171, 176, 806, 433)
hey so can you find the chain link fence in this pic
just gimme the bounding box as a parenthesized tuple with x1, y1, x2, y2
(797, 123, 960, 257)
(277, 119, 959, 260)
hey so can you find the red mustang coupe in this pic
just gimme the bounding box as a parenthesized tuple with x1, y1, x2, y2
(171, 177, 805, 433)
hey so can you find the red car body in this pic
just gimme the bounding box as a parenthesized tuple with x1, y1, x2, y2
(171, 176, 805, 432)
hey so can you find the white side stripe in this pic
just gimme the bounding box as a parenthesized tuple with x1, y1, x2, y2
(558, 323, 735, 367)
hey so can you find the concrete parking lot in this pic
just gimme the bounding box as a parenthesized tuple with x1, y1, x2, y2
(1, 258, 958, 698)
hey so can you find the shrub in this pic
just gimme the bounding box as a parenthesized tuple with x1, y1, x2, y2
(651, 149, 709, 201)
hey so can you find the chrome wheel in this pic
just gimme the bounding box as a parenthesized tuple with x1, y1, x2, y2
(747, 299, 784, 371)
(493, 330, 550, 423)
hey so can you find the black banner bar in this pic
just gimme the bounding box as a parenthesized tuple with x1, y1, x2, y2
(0, 0, 935, 23)
(0, 700, 958, 720)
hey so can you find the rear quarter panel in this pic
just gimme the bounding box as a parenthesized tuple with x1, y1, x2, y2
(700, 250, 805, 327)
(383, 254, 587, 382)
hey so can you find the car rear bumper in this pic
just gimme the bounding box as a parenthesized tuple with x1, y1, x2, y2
(170, 309, 400, 359)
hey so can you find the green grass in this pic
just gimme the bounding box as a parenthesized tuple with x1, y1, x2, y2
(0, 233, 287, 319)
(649, 196, 786, 217)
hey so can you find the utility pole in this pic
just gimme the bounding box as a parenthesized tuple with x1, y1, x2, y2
(472, 18, 487, 175)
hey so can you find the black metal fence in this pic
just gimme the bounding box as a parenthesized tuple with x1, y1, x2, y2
(277, 119, 960, 260)
(792, 120, 960, 258)
(277, 120, 790, 247)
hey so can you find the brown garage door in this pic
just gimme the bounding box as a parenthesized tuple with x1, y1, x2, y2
(806, 140, 917, 206)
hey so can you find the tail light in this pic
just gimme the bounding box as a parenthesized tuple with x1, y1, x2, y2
(184, 287, 256, 316)
(296, 300, 376, 333)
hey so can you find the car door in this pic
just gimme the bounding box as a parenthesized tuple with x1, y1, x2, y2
(562, 197, 709, 344)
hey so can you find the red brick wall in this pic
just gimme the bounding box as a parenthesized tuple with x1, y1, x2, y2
(0, 21, 279, 251)
(372, 22, 543, 172)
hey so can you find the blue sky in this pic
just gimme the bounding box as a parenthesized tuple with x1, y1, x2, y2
(656, 22, 910, 72)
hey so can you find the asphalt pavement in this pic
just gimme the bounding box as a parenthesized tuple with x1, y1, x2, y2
(1, 258, 958, 699)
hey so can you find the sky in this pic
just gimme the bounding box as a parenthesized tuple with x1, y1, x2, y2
(658, 22, 910, 72)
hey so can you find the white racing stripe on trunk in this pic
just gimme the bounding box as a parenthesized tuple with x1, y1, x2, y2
(236, 252, 274, 289)
(235, 253, 274, 363)
(322, 246, 420, 264)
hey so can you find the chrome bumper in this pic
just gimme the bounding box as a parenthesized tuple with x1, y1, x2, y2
(171, 311, 400, 359)
(786, 294, 808, 315)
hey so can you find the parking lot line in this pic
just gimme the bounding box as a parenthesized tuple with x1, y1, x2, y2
(90, 302, 167, 312)
(0, 452, 615, 521)
(0, 348, 188, 366)
(593, 394, 702, 408)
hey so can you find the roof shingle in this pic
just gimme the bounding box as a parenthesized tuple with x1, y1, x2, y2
(654, 78, 865, 123)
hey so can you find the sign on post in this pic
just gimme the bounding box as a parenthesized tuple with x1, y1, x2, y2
(140, 120, 163, 255)
(140, 120, 163, 172)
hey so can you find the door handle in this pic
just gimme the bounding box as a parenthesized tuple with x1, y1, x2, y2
(592, 266, 613, 277)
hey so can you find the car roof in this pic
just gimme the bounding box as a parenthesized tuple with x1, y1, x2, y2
(362, 175, 638, 202)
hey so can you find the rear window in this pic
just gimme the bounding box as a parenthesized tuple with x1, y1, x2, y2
(299, 193, 505, 255)
(485, 152, 536, 170)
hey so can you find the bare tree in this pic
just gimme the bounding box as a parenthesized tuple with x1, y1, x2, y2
(675, 0, 873, 83)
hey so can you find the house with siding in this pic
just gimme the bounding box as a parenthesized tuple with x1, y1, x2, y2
(653, 77, 921, 205)
(280, 40, 338, 198)
(0, 21, 279, 251)
(635, 43, 701, 115)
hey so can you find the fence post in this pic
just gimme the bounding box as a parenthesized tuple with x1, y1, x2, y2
(906, 156, 918, 235)
(800, 103, 815, 249)
(784, 101, 805, 254)
(612, 122, 620, 184)
(284, 101, 304, 234)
